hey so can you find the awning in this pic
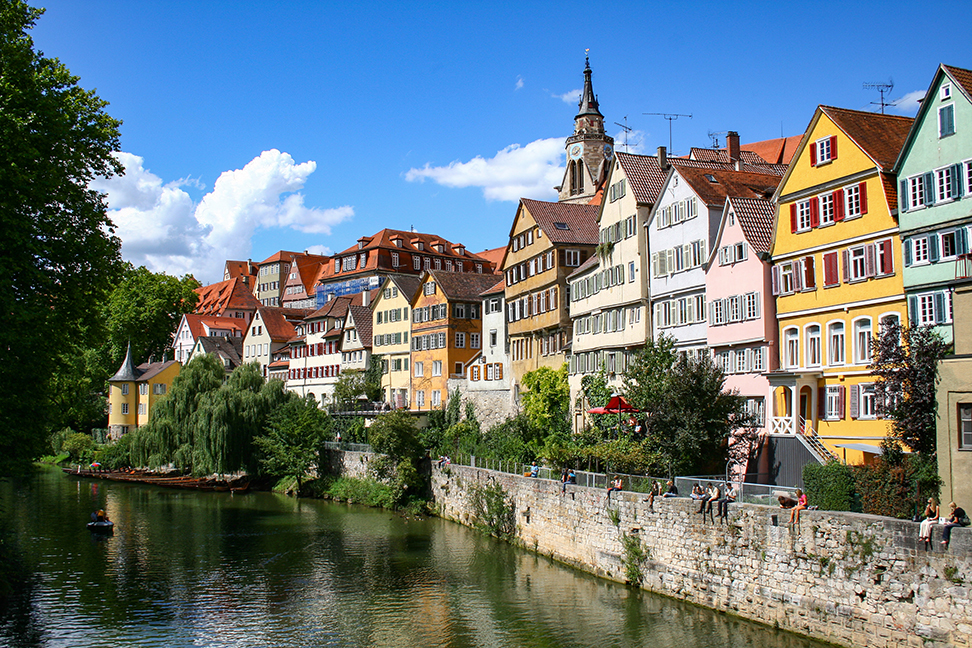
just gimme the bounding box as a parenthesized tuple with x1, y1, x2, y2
(834, 443, 883, 455)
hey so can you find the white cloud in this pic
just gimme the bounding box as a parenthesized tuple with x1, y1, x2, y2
(91, 150, 353, 283)
(613, 128, 648, 155)
(515, 75, 524, 90)
(405, 138, 565, 202)
(890, 90, 925, 115)
(304, 244, 333, 256)
(554, 88, 581, 104)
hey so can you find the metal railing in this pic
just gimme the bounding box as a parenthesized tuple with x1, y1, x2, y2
(323, 441, 373, 453)
(797, 421, 840, 463)
(675, 476, 799, 506)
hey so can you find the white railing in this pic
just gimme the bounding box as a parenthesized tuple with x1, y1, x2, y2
(770, 416, 793, 434)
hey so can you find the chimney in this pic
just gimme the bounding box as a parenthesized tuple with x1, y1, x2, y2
(362, 289, 370, 307)
(657, 146, 668, 171)
(726, 131, 740, 161)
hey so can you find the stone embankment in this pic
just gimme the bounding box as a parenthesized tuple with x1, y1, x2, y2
(430, 462, 971, 648)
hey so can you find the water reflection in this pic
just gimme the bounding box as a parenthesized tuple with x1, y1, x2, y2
(0, 468, 834, 648)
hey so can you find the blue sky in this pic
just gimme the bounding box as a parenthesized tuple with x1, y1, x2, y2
(32, 1, 972, 283)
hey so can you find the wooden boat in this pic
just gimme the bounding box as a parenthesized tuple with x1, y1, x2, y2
(87, 520, 114, 534)
(63, 468, 250, 493)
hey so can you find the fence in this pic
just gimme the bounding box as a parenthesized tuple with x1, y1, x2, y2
(674, 476, 797, 505)
(322, 441, 373, 453)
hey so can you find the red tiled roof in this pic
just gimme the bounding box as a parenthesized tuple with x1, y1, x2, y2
(727, 197, 775, 255)
(880, 173, 898, 215)
(427, 270, 504, 301)
(742, 135, 803, 165)
(943, 64, 972, 100)
(184, 313, 246, 339)
(615, 152, 667, 205)
(476, 246, 508, 273)
(820, 106, 913, 170)
(567, 253, 599, 280)
(347, 305, 373, 347)
(258, 250, 302, 265)
(480, 278, 506, 297)
(257, 307, 314, 342)
(194, 277, 261, 316)
(520, 198, 599, 245)
(676, 167, 781, 208)
(223, 260, 258, 280)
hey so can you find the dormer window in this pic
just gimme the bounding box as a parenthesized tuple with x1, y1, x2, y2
(392, 237, 403, 248)
(553, 222, 570, 231)
(434, 244, 444, 253)
(704, 174, 717, 183)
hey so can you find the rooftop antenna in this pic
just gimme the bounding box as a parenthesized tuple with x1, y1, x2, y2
(707, 130, 728, 149)
(644, 112, 693, 154)
(863, 78, 894, 114)
(614, 116, 633, 152)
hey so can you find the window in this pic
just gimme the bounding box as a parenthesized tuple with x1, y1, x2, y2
(819, 193, 835, 226)
(413, 256, 421, 270)
(806, 325, 821, 367)
(455, 362, 463, 375)
(431, 390, 441, 407)
(829, 322, 845, 366)
(121, 403, 129, 415)
(853, 318, 872, 365)
(858, 384, 877, 420)
(813, 136, 835, 165)
(489, 330, 497, 347)
(939, 104, 955, 138)
(153, 383, 167, 395)
(751, 346, 765, 372)
(416, 391, 425, 408)
(960, 404, 972, 449)
(471, 333, 481, 349)
(565, 249, 580, 266)
(825, 386, 844, 421)
(734, 349, 747, 374)
(781, 262, 794, 294)
(849, 246, 867, 281)
(908, 175, 926, 209)
(121, 384, 129, 396)
(414, 362, 424, 377)
(937, 167, 956, 201)
(629, 261, 636, 283)
(912, 291, 951, 325)
(139, 383, 148, 395)
(913, 237, 929, 264)
(455, 332, 465, 348)
(942, 84, 952, 100)
(941, 231, 957, 259)
(431, 360, 442, 377)
(784, 328, 799, 369)
(797, 200, 812, 231)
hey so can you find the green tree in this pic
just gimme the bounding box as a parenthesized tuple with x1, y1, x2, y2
(0, 1, 124, 473)
(579, 370, 614, 436)
(103, 264, 200, 365)
(331, 370, 369, 411)
(521, 365, 571, 440)
(870, 321, 948, 456)
(621, 335, 677, 415)
(254, 394, 330, 492)
(367, 410, 426, 505)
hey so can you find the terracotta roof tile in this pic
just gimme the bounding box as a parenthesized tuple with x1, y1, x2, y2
(476, 246, 508, 272)
(727, 197, 775, 254)
(481, 278, 506, 296)
(427, 270, 504, 301)
(676, 167, 781, 208)
(820, 106, 913, 170)
(520, 198, 599, 245)
(615, 152, 667, 205)
(881, 172, 898, 214)
(943, 64, 972, 100)
(348, 305, 373, 347)
(258, 250, 302, 265)
(567, 252, 599, 280)
(183, 314, 246, 340)
(135, 360, 180, 382)
(257, 307, 314, 342)
(194, 277, 261, 316)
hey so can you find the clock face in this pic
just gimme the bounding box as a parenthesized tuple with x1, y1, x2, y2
(604, 144, 614, 159)
(569, 144, 582, 160)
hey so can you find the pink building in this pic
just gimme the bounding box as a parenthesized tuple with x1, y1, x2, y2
(706, 197, 779, 463)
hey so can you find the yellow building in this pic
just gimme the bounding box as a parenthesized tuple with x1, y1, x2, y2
(107, 344, 180, 440)
(372, 275, 420, 408)
(769, 106, 913, 466)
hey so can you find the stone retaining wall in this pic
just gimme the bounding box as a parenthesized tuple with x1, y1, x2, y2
(431, 463, 971, 648)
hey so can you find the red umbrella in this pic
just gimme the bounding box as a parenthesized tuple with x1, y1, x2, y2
(603, 395, 638, 413)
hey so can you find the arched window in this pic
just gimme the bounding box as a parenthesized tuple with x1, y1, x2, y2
(853, 318, 873, 365)
(784, 327, 800, 369)
(805, 324, 821, 367)
(828, 321, 845, 366)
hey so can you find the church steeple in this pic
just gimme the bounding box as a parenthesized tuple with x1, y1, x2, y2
(559, 54, 614, 204)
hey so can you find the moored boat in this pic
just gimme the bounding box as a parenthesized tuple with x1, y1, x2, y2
(87, 520, 114, 534)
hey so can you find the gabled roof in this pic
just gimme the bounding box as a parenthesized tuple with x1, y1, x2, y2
(347, 305, 373, 347)
(675, 167, 781, 208)
(194, 336, 244, 368)
(135, 360, 179, 382)
(893, 63, 972, 173)
(386, 275, 423, 304)
(476, 246, 508, 273)
(819, 106, 913, 171)
(109, 344, 178, 383)
(223, 260, 258, 280)
(194, 277, 261, 316)
(256, 307, 314, 342)
(518, 198, 599, 245)
(690, 135, 802, 166)
(481, 278, 506, 297)
(286, 254, 330, 293)
(425, 270, 503, 302)
(307, 295, 352, 321)
(615, 152, 667, 205)
(727, 197, 776, 255)
(258, 250, 302, 265)
(181, 313, 246, 340)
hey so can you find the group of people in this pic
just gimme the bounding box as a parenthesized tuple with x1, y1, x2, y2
(691, 482, 737, 523)
(918, 498, 968, 549)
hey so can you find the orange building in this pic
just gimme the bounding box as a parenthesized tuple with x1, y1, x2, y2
(409, 270, 499, 410)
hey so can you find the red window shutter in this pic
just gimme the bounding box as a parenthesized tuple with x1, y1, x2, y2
(790, 204, 798, 233)
(810, 142, 817, 167)
(838, 385, 846, 420)
(809, 198, 820, 228)
(864, 243, 877, 277)
(830, 135, 838, 160)
(879, 239, 893, 275)
(859, 182, 868, 214)
(841, 249, 850, 283)
(804, 256, 816, 289)
(818, 387, 827, 420)
(823, 252, 839, 286)
(834, 189, 845, 221)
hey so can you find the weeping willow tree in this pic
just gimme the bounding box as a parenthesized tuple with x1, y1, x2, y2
(130, 356, 295, 475)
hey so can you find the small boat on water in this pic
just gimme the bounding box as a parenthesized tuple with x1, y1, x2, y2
(87, 520, 114, 534)
(64, 468, 250, 493)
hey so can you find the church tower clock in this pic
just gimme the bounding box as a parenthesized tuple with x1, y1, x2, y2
(558, 55, 614, 204)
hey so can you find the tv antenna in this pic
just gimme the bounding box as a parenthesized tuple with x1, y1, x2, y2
(707, 130, 728, 149)
(644, 112, 692, 153)
(614, 116, 633, 152)
(863, 78, 894, 114)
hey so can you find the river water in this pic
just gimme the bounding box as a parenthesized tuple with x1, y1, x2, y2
(0, 467, 834, 648)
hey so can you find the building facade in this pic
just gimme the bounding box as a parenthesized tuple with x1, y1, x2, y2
(372, 276, 419, 408)
(106, 345, 180, 440)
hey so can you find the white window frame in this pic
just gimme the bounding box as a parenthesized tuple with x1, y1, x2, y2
(784, 327, 799, 369)
(819, 193, 835, 226)
(815, 137, 833, 164)
(908, 175, 925, 209)
(828, 321, 846, 366)
(825, 386, 843, 421)
(853, 317, 872, 365)
(859, 383, 878, 420)
(912, 237, 930, 264)
(806, 324, 821, 368)
(414, 362, 424, 377)
(797, 200, 812, 232)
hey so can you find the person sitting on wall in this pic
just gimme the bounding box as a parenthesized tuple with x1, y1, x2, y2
(717, 482, 737, 522)
(941, 501, 969, 548)
(561, 468, 569, 495)
(789, 489, 808, 524)
(700, 483, 720, 523)
(529, 462, 540, 478)
(642, 480, 660, 510)
(691, 484, 705, 500)
(662, 480, 678, 498)
(918, 497, 940, 550)
(607, 477, 623, 499)
(567, 469, 576, 485)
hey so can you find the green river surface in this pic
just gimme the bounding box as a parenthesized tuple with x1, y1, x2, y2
(0, 466, 836, 648)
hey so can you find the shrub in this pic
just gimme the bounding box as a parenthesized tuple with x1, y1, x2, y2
(469, 481, 516, 539)
(803, 461, 855, 512)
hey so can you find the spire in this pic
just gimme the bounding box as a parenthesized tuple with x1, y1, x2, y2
(109, 342, 140, 382)
(575, 53, 602, 119)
